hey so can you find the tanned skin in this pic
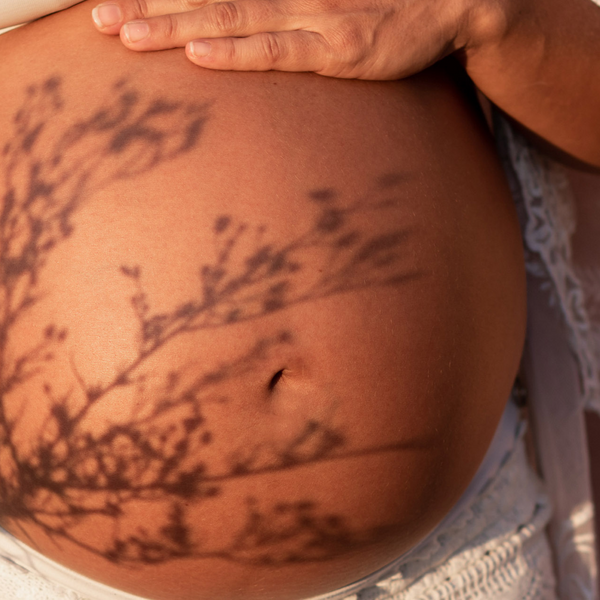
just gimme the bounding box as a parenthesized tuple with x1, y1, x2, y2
(0, 2, 526, 598)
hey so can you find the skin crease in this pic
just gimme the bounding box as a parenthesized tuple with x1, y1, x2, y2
(90, 0, 600, 167)
(1, 2, 526, 599)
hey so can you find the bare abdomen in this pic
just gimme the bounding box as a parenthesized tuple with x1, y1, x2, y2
(0, 3, 526, 598)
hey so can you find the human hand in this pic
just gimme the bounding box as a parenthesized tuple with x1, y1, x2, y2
(91, 0, 500, 80)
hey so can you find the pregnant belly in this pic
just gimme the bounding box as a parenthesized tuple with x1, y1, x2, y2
(0, 3, 526, 598)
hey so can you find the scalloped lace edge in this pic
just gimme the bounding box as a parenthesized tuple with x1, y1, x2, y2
(498, 119, 600, 413)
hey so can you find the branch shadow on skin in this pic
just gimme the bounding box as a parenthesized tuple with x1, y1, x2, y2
(0, 76, 423, 567)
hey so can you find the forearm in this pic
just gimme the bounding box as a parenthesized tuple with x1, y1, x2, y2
(463, 0, 600, 167)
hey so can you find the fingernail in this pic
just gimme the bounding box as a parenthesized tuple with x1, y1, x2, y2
(123, 21, 150, 43)
(92, 3, 122, 28)
(189, 41, 212, 58)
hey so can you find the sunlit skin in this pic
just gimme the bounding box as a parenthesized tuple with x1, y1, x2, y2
(0, 2, 526, 598)
(90, 0, 600, 167)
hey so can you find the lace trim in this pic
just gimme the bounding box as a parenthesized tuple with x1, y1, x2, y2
(577, 266, 600, 395)
(497, 118, 600, 413)
(371, 436, 553, 599)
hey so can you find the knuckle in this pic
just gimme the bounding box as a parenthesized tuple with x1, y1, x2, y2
(129, 0, 150, 18)
(161, 14, 180, 40)
(333, 22, 366, 61)
(209, 2, 243, 34)
(220, 38, 238, 61)
(259, 33, 285, 64)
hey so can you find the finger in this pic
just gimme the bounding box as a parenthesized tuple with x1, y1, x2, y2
(185, 30, 338, 75)
(92, 0, 213, 35)
(119, 2, 294, 51)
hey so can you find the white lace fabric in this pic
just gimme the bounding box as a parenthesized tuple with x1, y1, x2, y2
(494, 117, 600, 600)
(498, 119, 600, 409)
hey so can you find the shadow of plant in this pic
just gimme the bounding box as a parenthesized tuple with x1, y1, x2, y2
(0, 77, 419, 566)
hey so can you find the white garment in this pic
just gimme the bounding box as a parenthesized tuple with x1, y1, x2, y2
(0, 0, 82, 29)
(494, 118, 600, 600)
